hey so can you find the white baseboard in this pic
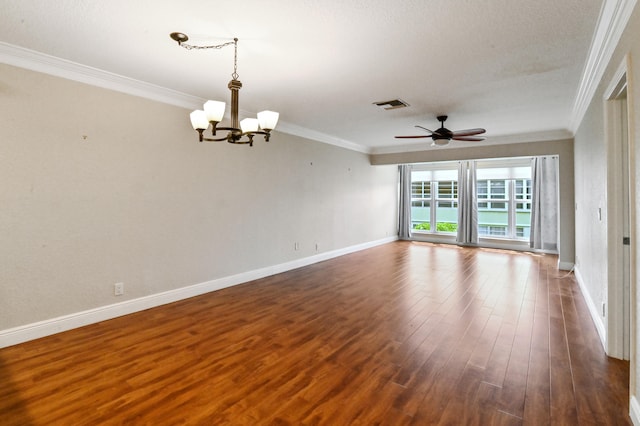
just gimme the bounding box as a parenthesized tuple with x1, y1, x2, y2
(574, 266, 606, 350)
(0, 236, 398, 348)
(630, 395, 640, 425)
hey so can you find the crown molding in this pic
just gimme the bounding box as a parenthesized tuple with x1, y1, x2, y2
(569, 0, 638, 133)
(5, 17, 630, 156)
(370, 129, 573, 155)
(0, 42, 372, 154)
(275, 122, 371, 154)
(0, 42, 206, 110)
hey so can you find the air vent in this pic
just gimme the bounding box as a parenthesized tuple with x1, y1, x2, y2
(373, 99, 409, 110)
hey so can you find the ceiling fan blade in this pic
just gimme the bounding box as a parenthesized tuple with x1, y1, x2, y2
(451, 128, 486, 137)
(452, 136, 485, 142)
(415, 125, 434, 134)
(395, 135, 431, 139)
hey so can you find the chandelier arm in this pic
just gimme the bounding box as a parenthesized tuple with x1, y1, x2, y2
(246, 130, 272, 142)
(215, 126, 241, 133)
(234, 131, 272, 144)
(196, 129, 221, 142)
(228, 138, 253, 145)
(196, 129, 228, 142)
(202, 136, 230, 142)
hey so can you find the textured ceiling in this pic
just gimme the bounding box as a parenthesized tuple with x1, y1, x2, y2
(0, 0, 604, 153)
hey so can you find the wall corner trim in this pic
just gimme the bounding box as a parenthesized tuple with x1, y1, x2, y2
(0, 236, 398, 349)
(569, 0, 638, 132)
(630, 395, 640, 425)
(574, 266, 607, 349)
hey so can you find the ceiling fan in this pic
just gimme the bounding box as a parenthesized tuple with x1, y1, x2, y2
(395, 115, 486, 146)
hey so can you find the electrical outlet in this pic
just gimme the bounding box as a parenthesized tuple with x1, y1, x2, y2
(294, 242, 300, 251)
(315, 243, 319, 252)
(114, 282, 124, 296)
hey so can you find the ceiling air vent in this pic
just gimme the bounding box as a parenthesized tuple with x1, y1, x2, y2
(373, 99, 409, 110)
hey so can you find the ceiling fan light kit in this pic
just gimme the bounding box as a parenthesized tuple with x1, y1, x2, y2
(395, 115, 486, 146)
(432, 136, 451, 146)
(170, 32, 279, 146)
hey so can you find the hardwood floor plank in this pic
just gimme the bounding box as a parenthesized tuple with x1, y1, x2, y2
(548, 274, 579, 424)
(436, 364, 486, 425)
(0, 241, 631, 425)
(522, 285, 551, 423)
(467, 313, 503, 370)
(482, 321, 517, 388)
(494, 302, 534, 419)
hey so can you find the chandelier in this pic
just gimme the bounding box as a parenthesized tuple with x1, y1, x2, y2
(170, 32, 279, 146)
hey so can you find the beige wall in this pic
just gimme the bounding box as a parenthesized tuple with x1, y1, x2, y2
(371, 139, 575, 267)
(0, 64, 398, 330)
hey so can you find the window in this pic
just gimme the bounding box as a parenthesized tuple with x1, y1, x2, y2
(477, 180, 507, 210)
(515, 179, 532, 210)
(476, 160, 532, 240)
(437, 180, 458, 208)
(411, 181, 431, 208)
(435, 181, 458, 232)
(479, 225, 507, 237)
(408, 158, 533, 242)
(410, 166, 458, 234)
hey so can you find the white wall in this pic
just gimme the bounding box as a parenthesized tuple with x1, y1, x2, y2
(0, 63, 398, 334)
(573, 2, 640, 420)
(574, 92, 609, 337)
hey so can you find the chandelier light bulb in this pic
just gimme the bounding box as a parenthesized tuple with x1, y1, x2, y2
(240, 118, 260, 133)
(257, 111, 279, 131)
(190, 110, 209, 130)
(203, 100, 226, 122)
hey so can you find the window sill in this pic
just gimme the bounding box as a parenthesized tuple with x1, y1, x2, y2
(411, 232, 457, 244)
(409, 233, 544, 254)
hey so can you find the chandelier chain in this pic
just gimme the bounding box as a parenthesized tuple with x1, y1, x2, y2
(176, 40, 235, 51)
(232, 38, 239, 80)
(177, 37, 239, 80)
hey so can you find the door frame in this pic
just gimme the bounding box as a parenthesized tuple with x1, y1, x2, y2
(604, 54, 635, 364)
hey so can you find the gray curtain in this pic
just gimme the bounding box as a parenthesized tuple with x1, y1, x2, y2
(456, 160, 478, 244)
(530, 156, 559, 251)
(398, 165, 412, 240)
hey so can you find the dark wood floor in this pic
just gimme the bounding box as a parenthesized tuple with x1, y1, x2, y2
(0, 241, 631, 425)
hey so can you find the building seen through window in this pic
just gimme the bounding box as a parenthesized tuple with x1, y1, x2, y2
(410, 158, 532, 241)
